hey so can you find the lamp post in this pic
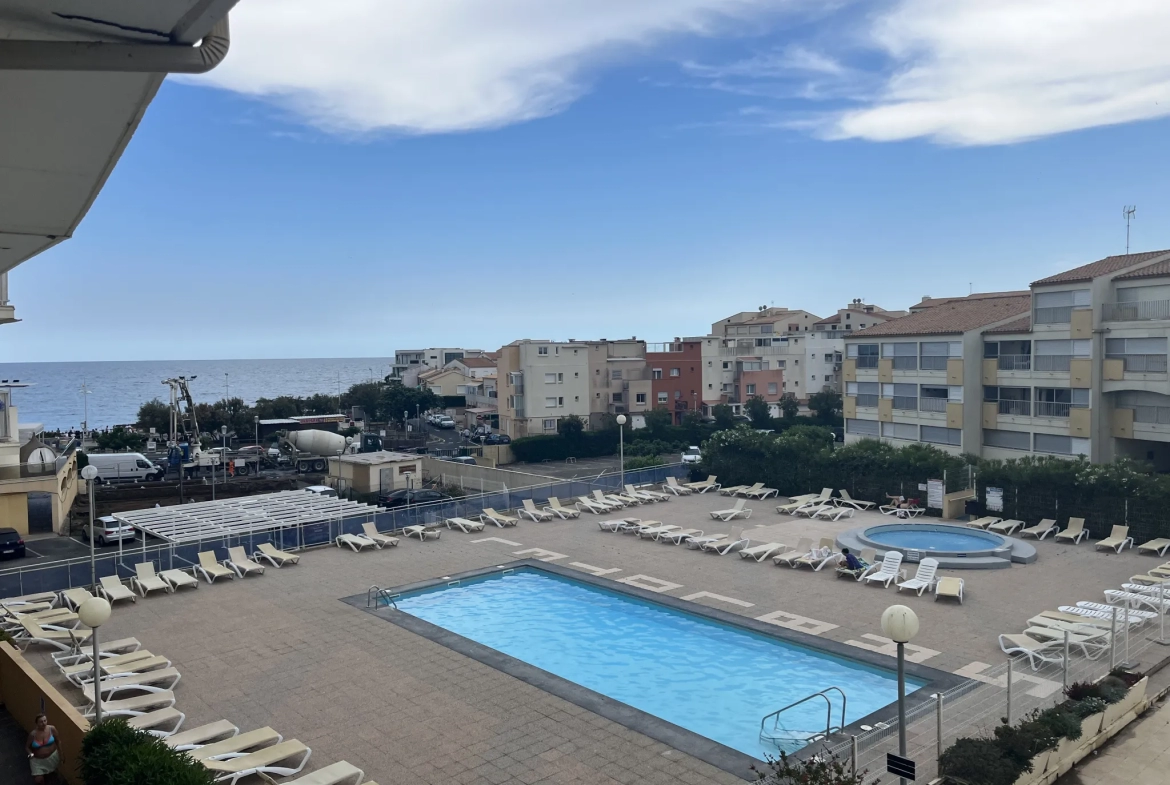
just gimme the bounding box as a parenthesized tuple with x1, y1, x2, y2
(78, 597, 111, 723)
(403, 410, 409, 437)
(881, 604, 920, 785)
(616, 414, 627, 490)
(221, 425, 228, 488)
(79, 381, 92, 436)
(254, 415, 259, 449)
(81, 465, 99, 590)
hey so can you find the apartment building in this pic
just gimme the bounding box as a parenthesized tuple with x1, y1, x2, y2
(447, 356, 496, 378)
(417, 367, 473, 397)
(584, 339, 651, 428)
(496, 340, 590, 438)
(645, 339, 703, 423)
(390, 347, 487, 384)
(841, 248, 1170, 469)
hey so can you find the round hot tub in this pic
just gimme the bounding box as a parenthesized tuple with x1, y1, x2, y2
(836, 522, 1036, 569)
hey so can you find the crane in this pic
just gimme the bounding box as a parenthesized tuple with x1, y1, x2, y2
(163, 376, 220, 476)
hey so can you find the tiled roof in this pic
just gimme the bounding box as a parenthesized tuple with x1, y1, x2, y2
(984, 316, 1031, 335)
(1032, 250, 1170, 285)
(851, 294, 1031, 338)
(814, 314, 841, 325)
(1115, 259, 1170, 281)
(456, 357, 496, 368)
(911, 291, 1028, 311)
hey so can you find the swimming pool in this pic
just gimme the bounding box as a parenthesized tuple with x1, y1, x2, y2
(836, 522, 1036, 569)
(866, 527, 1004, 552)
(387, 568, 924, 761)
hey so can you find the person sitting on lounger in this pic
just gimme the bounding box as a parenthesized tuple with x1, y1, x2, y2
(842, 548, 869, 572)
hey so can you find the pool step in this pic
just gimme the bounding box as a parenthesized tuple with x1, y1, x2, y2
(906, 549, 923, 563)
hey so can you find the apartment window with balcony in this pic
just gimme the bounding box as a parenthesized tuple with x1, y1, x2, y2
(636, 393, 646, 404)
(985, 386, 1031, 416)
(919, 385, 951, 412)
(543, 419, 557, 431)
(984, 428, 1031, 451)
(1117, 391, 1170, 424)
(1035, 289, 1090, 324)
(989, 340, 1032, 370)
(881, 383, 918, 410)
(882, 422, 917, 441)
(846, 418, 880, 436)
(847, 381, 880, 407)
(848, 343, 879, 368)
(1035, 387, 1088, 418)
(741, 361, 763, 371)
(920, 341, 961, 370)
(768, 383, 778, 395)
(612, 393, 623, 403)
(658, 392, 668, 404)
(670, 368, 680, 377)
(538, 346, 549, 355)
(1034, 433, 1089, 456)
(1106, 337, 1169, 373)
(882, 342, 917, 370)
(1107, 285, 1170, 321)
(1034, 339, 1089, 371)
(746, 384, 756, 395)
(921, 426, 961, 446)
(652, 368, 663, 380)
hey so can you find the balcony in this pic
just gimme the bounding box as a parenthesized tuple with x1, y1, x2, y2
(1107, 354, 1168, 373)
(1034, 355, 1073, 372)
(890, 357, 917, 371)
(919, 356, 949, 371)
(855, 356, 878, 369)
(998, 354, 1032, 371)
(1034, 306, 1072, 324)
(998, 400, 1031, 416)
(1133, 405, 1170, 425)
(919, 397, 948, 413)
(1103, 300, 1170, 322)
(891, 396, 918, 411)
(855, 394, 879, 407)
(1035, 401, 1072, 418)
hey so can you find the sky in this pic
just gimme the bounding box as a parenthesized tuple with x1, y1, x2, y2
(4, 0, 1170, 363)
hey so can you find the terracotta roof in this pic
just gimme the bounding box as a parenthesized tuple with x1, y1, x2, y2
(1032, 250, 1170, 285)
(455, 357, 496, 368)
(911, 291, 1028, 311)
(814, 314, 841, 325)
(1115, 259, 1170, 281)
(984, 316, 1031, 335)
(851, 294, 1031, 338)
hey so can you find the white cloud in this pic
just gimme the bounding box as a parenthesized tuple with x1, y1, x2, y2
(831, 0, 1170, 145)
(196, 0, 782, 134)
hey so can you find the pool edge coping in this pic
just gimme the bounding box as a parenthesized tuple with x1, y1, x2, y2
(340, 559, 968, 781)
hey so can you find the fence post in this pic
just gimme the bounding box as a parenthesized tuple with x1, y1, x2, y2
(1109, 606, 1119, 670)
(935, 693, 944, 765)
(1161, 581, 1169, 646)
(1062, 631, 1070, 688)
(851, 735, 858, 779)
(1005, 659, 1013, 723)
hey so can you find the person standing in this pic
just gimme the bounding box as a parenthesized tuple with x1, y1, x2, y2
(26, 713, 59, 783)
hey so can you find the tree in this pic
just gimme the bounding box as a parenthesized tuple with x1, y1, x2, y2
(377, 382, 440, 424)
(341, 382, 383, 420)
(643, 407, 673, 437)
(744, 395, 772, 429)
(253, 396, 303, 420)
(681, 409, 705, 442)
(95, 427, 146, 452)
(779, 393, 800, 421)
(808, 390, 843, 424)
(136, 398, 171, 435)
(712, 403, 735, 430)
(558, 414, 586, 439)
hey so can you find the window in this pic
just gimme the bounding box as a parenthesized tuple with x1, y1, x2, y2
(811, 375, 817, 381)
(920, 426, 961, 446)
(848, 343, 879, 368)
(919, 385, 950, 412)
(722, 362, 731, 370)
(636, 393, 646, 404)
(846, 418, 880, 436)
(612, 393, 623, 403)
(985, 385, 1031, 416)
(882, 383, 918, 410)
(1035, 289, 1090, 324)
(574, 372, 579, 378)
(883, 342, 918, 370)
(674, 390, 682, 399)
(768, 383, 778, 395)
(1106, 337, 1169, 372)
(543, 419, 556, 431)
(558, 397, 564, 407)
(611, 369, 622, 380)
(777, 360, 786, 369)
(1034, 433, 1089, 456)
(658, 391, 669, 404)
(1034, 339, 1089, 371)
(670, 368, 680, 377)
(984, 429, 1031, 451)
(538, 346, 549, 355)
(882, 422, 918, 440)
(920, 341, 962, 370)
(544, 373, 557, 384)
(1034, 387, 1088, 417)
(545, 397, 557, 408)
(984, 342, 1000, 358)
(742, 361, 763, 371)
(794, 381, 799, 387)
(652, 368, 663, 380)
(746, 384, 756, 395)
(848, 381, 880, 407)
(756, 339, 769, 347)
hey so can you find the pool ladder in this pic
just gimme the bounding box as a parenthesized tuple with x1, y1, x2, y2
(366, 585, 399, 608)
(759, 686, 847, 750)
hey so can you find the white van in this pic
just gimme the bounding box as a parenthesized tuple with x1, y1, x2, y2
(86, 453, 165, 483)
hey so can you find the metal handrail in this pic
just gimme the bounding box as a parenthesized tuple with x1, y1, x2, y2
(759, 686, 847, 748)
(366, 585, 399, 608)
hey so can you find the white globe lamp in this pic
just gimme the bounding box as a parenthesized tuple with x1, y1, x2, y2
(881, 604, 919, 785)
(79, 596, 112, 723)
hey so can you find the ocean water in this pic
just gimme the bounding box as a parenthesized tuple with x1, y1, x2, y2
(393, 569, 918, 759)
(0, 358, 394, 430)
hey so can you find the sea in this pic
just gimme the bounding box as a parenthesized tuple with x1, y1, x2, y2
(0, 358, 395, 430)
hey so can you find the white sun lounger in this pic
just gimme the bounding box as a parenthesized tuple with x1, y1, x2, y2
(987, 519, 1025, 535)
(160, 569, 200, 592)
(66, 654, 172, 687)
(1018, 519, 1057, 539)
(520, 500, 554, 521)
(686, 533, 728, 549)
(545, 497, 581, 518)
(835, 490, 875, 510)
(812, 505, 854, 521)
(792, 539, 839, 571)
(896, 558, 940, 596)
(795, 503, 833, 519)
(964, 516, 1001, 530)
(98, 576, 138, 603)
(255, 542, 301, 567)
(90, 690, 176, 718)
(597, 517, 640, 532)
(196, 551, 236, 583)
(1, 591, 60, 608)
(600, 490, 641, 507)
(1104, 589, 1170, 613)
(480, 508, 519, 527)
(201, 739, 312, 785)
(836, 548, 878, 581)
(61, 587, 97, 610)
(1058, 604, 1149, 627)
(131, 562, 172, 597)
(225, 546, 266, 577)
(1138, 538, 1170, 557)
(743, 485, 778, 500)
(279, 760, 367, 785)
(335, 533, 378, 552)
(862, 551, 905, 588)
(719, 484, 749, 497)
(627, 484, 668, 502)
(739, 542, 785, 562)
(685, 475, 721, 493)
(772, 538, 814, 567)
(575, 496, 611, 513)
(444, 517, 485, 533)
(402, 525, 441, 541)
(1, 607, 77, 632)
(637, 524, 683, 540)
(659, 528, 704, 545)
(663, 477, 693, 496)
(1021, 626, 1109, 658)
(999, 633, 1065, 670)
(630, 521, 670, 536)
(60, 649, 157, 678)
(1096, 525, 1134, 553)
(126, 706, 187, 737)
(1074, 600, 1155, 620)
(162, 719, 240, 749)
(710, 499, 752, 521)
(79, 667, 183, 703)
(52, 636, 141, 667)
(361, 523, 401, 546)
(702, 537, 746, 555)
(188, 726, 283, 761)
(879, 505, 925, 518)
(935, 577, 964, 604)
(1054, 517, 1089, 544)
(774, 494, 819, 514)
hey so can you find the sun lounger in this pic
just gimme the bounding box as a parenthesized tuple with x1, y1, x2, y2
(336, 533, 377, 552)
(1018, 519, 1057, 540)
(131, 562, 172, 597)
(1104, 589, 1170, 613)
(775, 494, 819, 514)
(225, 546, 265, 576)
(2, 607, 78, 630)
(545, 497, 582, 518)
(796, 503, 834, 518)
(196, 551, 236, 583)
(89, 690, 176, 718)
(659, 528, 704, 545)
(772, 538, 813, 567)
(663, 477, 694, 496)
(685, 475, 720, 493)
(2, 591, 60, 608)
(896, 558, 940, 596)
(792, 539, 839, 571)
(79, 667, 183, 703)
(1021, 626, 1109, 658)
(719, 484, 749, 496)
(1129, 572, 1170, 585)
(835, 490, 875, 510)
(988, 519, 1025, 535)
(1075, 600, 1155, 619)
(605, 492, 642, 507)
(280, 761, 367, 785)
(361, 523, 401, 546)
(836, 548, 878, 581)
(162, 719, 240, 749)
(126, 706, 187, 736)
(160, 569, 199, 592)
(60, 648, 155, 677)
(862, 551, 905, 588)
(201, 739, 312, 785)
(999, 633, 1065, 669)
(812, 505, 854, 521)
(1054, 517, 1089, 544)
(686, 533, 728, 549)
(710, 499, 752, 521)
(1138, 538, 1170, 557)
(630, 521, 670, 536)
(1, 600, 55, 616)
(1058, 604, 1149, 626)
(66, 654, 172, 687)
(576, 496, 612, 513)
(1096, 525, 1134, 553)
(52, 636, 141, 667)
(61, 587, 97, 610)
(402, 525, 441, 541)
(935, 576, 964, 604)
(480, 508, 518, 527)
(597, 517, 639, 532)
(879, 505, 925, 518)
(443, 517, 484, 533)
(255, 542, 301, 567)
(188, 726, 283, 761)
(520, 500, 554, 521)
(626, 484, 668, 503)
(739, 542, 785, 562)
(592, 490, 627, 509)
(98, 576, 137, 603)
(701, 537, 746, 555)
(743, 485, 778, 500)
(644, 525, 693, 542)
(964, 516, 1001, 530)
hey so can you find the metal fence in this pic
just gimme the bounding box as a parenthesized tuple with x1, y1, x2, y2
(973, 486, 1170, 543)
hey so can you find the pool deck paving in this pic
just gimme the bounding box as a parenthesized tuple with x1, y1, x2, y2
(18, 491, 1169, 784)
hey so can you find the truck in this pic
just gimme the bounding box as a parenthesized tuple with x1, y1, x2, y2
(280, 429, 384, 473)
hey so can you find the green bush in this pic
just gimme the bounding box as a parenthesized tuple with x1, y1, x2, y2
(624, 455, 665, 470)
(81, 718, 213, 785)
(751, 749, 869, 784)
(1071, 696, 1108, 718)
(939, 737, 1022, 785)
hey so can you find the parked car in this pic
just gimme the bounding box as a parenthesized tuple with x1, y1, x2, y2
(482, 433, 511, 445)
(378, 488, 452, 508)
(440, 456, 477, 466)
(83, 515, 135, 546)
(434, 416, 456, 429)
(0, 528, 26, 560)
(86, 452, 166, 483)
(681, 446, 702, 464)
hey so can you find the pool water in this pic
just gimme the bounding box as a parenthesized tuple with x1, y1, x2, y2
(392, 570, 921, 759)
(866, 528, 1003, 552)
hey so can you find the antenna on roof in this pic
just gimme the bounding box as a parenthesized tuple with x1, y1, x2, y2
(969, 282, 973, 295)
(1123, 206, 1136, 254)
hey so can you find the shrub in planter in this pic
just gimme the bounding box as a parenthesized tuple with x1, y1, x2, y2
(1064, 681, 1105, 702)
(993, 718, 1055, 771)
(939, 737, 1023, 785)
(1108, 668, 1145, 688)
(1070, 696, 1108, 718)
(1097, 676, 1129, 703)
(81, 718, 214, 785)
(1032, 706, 1081, 743)
(750, 749, 870, 784)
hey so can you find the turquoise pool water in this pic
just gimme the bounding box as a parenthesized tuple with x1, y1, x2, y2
(866, 527, 1003, 552)
(391, 569, 921, 759)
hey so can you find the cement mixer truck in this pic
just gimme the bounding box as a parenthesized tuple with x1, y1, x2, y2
(281, 429, 383, 473)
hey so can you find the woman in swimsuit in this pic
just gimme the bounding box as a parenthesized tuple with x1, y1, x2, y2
(26, 713, 59, 783)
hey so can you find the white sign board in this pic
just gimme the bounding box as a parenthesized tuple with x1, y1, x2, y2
(926, 479, 944, 509)
(918, 483, 927, 491)
(146, 440, 156, 451)
(986, 487, 1004, 513)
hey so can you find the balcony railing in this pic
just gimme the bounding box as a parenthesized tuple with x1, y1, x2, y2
(892, 396, 918, 411)
(1103, 300, 1170, 322)
(854, 356, 879, 369)
(1133, 405, 1170, 425)
(998, 354, 1031, 371)
(998, 400, 1031, 416)
(855, 394, 879, 407)
(919, 356, 949, 371)
(1035, 401, 1072, 418)
(1034, 355, 1073, 372)
(890, 357, 918, 370)
(919, 397, 948, 412)
(1107, 354, 1169, 373)
(1034, 306, 1073, 324)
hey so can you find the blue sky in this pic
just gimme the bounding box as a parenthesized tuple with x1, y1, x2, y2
(4, 0, 1170, 362)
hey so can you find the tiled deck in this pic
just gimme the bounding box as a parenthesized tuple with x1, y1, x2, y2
(20, 493, 1163, 784)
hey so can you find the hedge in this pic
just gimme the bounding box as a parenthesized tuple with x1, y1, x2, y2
(81, 718, 214, 785)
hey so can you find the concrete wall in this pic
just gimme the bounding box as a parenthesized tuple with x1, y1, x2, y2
(0, 642, 89, 784)
(421, 457, 557, 492)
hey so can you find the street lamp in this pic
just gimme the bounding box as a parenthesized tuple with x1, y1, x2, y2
(403, 410, 409, 436)
(254, 415, 259, 449)
(78, 597, 111, 722)
(81, 465, 99, 590)
(616, 414, 627, 490)
(221, 425, 228, 488)
(881, 604, 920, 785)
